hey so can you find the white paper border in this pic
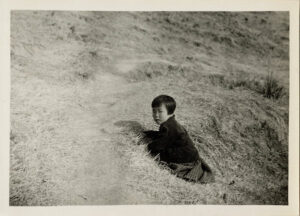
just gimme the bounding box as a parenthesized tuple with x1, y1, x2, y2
(0, 0, 298, 216)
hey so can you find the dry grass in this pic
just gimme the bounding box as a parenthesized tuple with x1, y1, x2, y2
(10, 11, 289, 205)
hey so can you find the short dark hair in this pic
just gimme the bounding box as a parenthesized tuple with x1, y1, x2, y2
(151, 95, 176, 114)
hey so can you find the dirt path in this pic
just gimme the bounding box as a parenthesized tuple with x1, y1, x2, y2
(49, 71, 154, 205)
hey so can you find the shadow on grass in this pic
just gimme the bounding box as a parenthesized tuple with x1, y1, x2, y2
(114, 120, 146, 135)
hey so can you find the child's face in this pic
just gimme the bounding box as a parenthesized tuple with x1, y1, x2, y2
(152, 104, 173, 125)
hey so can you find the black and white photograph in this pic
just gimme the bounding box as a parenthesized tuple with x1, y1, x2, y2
(1, 0, 299, 215)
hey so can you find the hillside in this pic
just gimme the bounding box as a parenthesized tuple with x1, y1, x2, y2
(10, 11, 289, 205)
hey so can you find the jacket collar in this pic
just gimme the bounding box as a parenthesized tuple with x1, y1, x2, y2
(160, 114, 175, 127)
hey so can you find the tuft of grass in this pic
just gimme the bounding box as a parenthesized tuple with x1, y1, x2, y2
(261, 71, 284, 99)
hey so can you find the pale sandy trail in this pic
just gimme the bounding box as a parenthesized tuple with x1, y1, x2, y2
(49, 72, 155, 205)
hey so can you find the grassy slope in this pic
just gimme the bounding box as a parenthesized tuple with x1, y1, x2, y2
(10, 11, 289, 205)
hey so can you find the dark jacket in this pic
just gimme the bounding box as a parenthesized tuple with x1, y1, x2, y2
(145, 115, 200, 163)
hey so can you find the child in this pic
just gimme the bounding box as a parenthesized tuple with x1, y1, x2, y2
(143, 95, 214, 183)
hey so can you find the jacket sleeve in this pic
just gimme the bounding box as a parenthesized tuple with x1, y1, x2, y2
(166, 145, 190, 159)
(147, 126, 169, 152)
(143, 130, 161, 139)
(165, 133, 200, 162)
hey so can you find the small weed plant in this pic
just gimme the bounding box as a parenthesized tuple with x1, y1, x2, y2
(261, 70, 284, 99)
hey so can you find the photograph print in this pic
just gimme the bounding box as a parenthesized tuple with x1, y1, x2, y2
(10, 11, 289, 205)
